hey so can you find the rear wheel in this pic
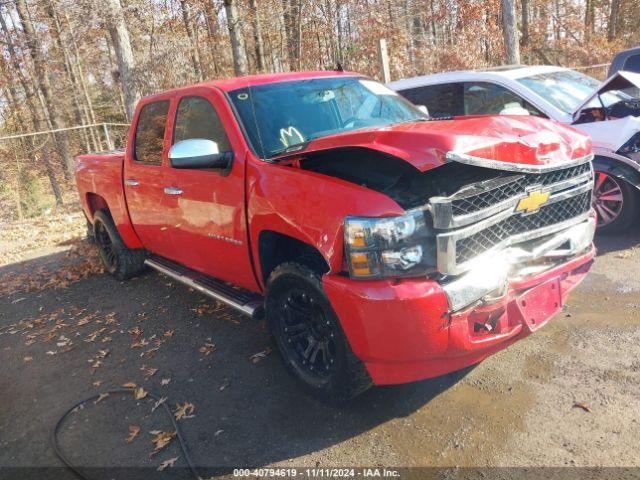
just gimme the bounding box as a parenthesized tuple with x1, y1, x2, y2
(593, 171, 638, 233)
(266, 262, 372, 403)
(93, 210, 146, 280)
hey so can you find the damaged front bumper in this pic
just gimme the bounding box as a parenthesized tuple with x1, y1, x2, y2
(323, 240, 595, 386)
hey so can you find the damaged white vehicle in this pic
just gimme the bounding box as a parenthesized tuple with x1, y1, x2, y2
(390, 66, 640, 232)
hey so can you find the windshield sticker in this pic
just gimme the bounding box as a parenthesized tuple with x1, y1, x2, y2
(237, 93, 249, 100)
(279, 126, 305, 147)
(359, 79, 398, 96)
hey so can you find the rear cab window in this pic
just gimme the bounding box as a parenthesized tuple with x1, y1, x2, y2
(134, 101, 170, 165)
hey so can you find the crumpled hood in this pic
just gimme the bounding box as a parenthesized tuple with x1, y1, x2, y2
(287, 114, 592, 172)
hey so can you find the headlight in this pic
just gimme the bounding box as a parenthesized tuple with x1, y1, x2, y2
(344, 211, 435, 279)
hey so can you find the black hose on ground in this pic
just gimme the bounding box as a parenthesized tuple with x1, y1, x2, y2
(51, 388, 201, 480)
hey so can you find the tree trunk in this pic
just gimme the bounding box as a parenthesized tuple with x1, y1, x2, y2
(248, 0, 266, 72)
(521, 0, 530, 47)
(608, 0, 621, 41)
(180, 0, 204, 82)
(15, 0, 75, 180)
(103, 0, 139, 121)
(45, 0, 96, 152)
(224, 0, 249, 76)
(500, 0, 521, 64)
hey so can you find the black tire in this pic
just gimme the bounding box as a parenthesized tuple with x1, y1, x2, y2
(93, 210, 147, 281)
(266, 262, 372, 403)
(593, 171, 639, 234)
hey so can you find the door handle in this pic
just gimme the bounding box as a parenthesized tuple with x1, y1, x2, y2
(164, 186, 183, 196)
(125, 179, 139, 186)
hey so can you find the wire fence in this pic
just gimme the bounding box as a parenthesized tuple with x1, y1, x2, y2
(0, 123, 130, 222)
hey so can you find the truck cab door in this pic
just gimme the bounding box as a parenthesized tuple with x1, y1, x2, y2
(163, 90, 258, 292)
(123, 97, 175, 259)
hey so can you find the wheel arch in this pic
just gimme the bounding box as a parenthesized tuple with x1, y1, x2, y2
(257, 230, 330, 286)
(593, 154, 640, 191)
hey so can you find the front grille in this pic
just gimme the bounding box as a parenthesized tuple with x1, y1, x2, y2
(450, 162, 591, 216)
(455, 191, 592, 265)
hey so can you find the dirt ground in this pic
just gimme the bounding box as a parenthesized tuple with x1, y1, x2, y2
(1, 212, 639, 479)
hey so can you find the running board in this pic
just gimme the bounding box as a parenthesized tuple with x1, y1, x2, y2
(144, 255, 264, 318)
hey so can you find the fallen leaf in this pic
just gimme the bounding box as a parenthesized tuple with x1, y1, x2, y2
(23, 356, 33, 363)
(122, 382, 137, 389)
(215, 429, 224, 436)
(249, 347, 273, 364)
(152, 396, 167, 412)
(157, 456, 179, 471)
(94, 393, 109, 404)
(150, 431, 176, 457)
(173, 402, 196, 420)
(161, 378, 171, 386)
(141, 366, 158, 379)
(126, 425, 141, 443)
(93, 380, 103, 387)
(97, 349, 110, 358)
(164, 330, 174, 337)
(573, 401, 591, 413)
(199, 342, 215, 357)
(134, 387, 148, 400)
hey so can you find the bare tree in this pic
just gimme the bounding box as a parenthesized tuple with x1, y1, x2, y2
(224, 0, 249, 76)
(500, 0, 521, 64)
(0, 9, 63, 205)
(608, 0, 621, 41)
(102, 0, 139, 121)
(248, 0, 266, 72)
(15, 0, 75, 179)
(180, 0, 204, 82)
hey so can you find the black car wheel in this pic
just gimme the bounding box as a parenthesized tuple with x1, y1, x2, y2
(266, 262, 372, 403)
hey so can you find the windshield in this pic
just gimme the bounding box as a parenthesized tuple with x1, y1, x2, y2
(517, 70, 632, 113)
(229, 77, 426, 158)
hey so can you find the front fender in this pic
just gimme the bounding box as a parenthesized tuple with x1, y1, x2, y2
(246, 160, 405, 288)
(593, 153, 640, 191)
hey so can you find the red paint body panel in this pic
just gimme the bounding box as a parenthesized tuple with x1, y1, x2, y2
(324, 248, 594, 385)
(75, 150, 143, 249)
(75, 71, 595, 387)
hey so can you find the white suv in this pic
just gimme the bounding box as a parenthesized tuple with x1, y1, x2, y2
(389, 66, 640, 232)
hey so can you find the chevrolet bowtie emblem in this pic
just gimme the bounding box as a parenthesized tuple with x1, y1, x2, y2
(516, 190, 550, 214)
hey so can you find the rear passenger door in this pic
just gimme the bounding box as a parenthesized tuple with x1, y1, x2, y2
(124, 97, 175, 258)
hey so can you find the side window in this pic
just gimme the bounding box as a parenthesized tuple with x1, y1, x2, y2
(173, 96, 231, 152)
(463, 82, 545, 117)
(624, 54, 640, 73)
(397, 83, 464, 118)
(134, 100, 170, 165)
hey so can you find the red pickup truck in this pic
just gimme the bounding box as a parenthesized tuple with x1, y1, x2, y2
(76, 71, 596, 402)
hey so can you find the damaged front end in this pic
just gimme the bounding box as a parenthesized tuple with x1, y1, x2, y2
(432, 153, 595, 311)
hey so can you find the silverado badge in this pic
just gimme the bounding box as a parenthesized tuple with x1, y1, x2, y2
(516, 190, 550, 214)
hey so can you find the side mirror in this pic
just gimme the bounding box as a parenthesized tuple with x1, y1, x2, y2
(417, 105, 429, 116)
(169, 139, 233, 170)
(499, 106, 530, 116)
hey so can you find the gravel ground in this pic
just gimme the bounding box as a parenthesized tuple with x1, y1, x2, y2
(1, 225, 639, 479)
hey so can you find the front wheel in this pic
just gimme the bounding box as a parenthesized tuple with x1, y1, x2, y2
(593, 171, 638, 233)
(266, 263, 372, 403)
